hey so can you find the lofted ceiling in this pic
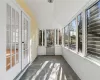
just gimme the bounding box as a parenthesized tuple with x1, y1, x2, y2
(25, 0, 90, 29)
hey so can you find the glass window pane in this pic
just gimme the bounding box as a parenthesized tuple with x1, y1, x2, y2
(56, 29, 58, 44)
(15, 11, 19, 63)
(12, 43, 15, 54)
(6, 56, 11, 66)
(12, 31, 16, 43)
(43, 30, 45, 46)
(15, 12, 19, 43)
(46, 30, 55, 47)
(59, 30, 62, 45)
(6, 64, 11, 71)
(7, 4, 11, 31)
(39, 30, 42, 46)
(6, 31, 11, 44)
(22, 18, 25, 43)
(64, 26, 69, 47)
(69, 19, 76, 50)
(78, 14, 82, 52)
(87, 1, 100, 56)
(12, 55, 15, 67)
(6, 43, 11, 57)
(16, 54, 19, 63)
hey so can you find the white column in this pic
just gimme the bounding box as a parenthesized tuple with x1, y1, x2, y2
(62, 28, 64, 47)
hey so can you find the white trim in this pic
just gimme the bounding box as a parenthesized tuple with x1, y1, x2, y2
(76, 17, 78, 54)
(42, 29, 43, 46)
(16, 58, 35, 80)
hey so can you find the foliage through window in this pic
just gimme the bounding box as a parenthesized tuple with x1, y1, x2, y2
(86, 1, 100, 56)
(64, 26, 69, 47)
(78, 13, 82, 52)
(69, 19, 76, 50)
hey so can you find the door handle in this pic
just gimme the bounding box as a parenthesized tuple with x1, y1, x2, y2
(22, 42, 24, 43)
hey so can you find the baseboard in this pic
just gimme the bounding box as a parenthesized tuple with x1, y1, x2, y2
(14, 63, 30, 80)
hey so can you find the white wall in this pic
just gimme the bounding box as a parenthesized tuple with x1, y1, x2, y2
(63, 48, 100, 80)
(38, 46, 62, 55)
(55, 45, 62, 55)
(53, 0, 90, 26)
(0, 0, 8, 79)
(61, 0, 100, 80)
(38, 46, 46, 55)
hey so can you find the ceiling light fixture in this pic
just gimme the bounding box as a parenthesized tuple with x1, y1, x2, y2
(48, 0, 53, 3)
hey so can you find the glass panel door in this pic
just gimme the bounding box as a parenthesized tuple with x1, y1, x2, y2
(21, 12, 29, 69)
(6, 4, 20, 71)
(46, 29, 55, 55)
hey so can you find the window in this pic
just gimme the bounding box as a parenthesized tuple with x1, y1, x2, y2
(43, 30, 45, 46)
(69, 19, 76, 50)
(59, 30, 62, 45)
(86, 1, 100, 56)
(64, 26, 69, 47)
(6, 4, 19, 71)
(39, 30, 42, 46)
(78, 13, 82, 52)
(56, 29, 58, 44)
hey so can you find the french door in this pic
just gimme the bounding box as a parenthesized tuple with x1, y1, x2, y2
(21, 12, 29, 70)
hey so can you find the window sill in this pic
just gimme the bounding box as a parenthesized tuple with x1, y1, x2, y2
(63, 46, 77, 54)
(86, 55, 100, 67)
(63, 46, 100, 67)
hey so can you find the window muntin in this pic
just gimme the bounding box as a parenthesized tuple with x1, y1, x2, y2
(86, 1, 100, 56)
(69, 19, 76, 50)
(78, 13, 82, 52)
(64, 26, 69, 47)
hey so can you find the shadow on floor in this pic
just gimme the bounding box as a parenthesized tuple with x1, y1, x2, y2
(20, 56, 80, 80)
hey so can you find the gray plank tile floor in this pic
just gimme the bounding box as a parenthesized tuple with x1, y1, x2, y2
(20, 56, 80, 80)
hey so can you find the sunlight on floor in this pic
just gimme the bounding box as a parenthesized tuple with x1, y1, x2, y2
(20, 56, 80, 80)
(31, 61, 49, 80)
